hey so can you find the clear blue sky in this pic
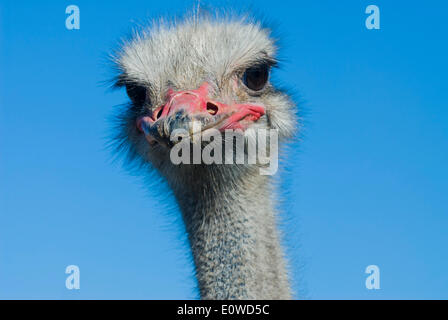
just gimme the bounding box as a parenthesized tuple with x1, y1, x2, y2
(1, 0, 447, 299)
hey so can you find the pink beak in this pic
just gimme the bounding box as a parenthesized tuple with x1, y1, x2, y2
(137, 82, 265, 143)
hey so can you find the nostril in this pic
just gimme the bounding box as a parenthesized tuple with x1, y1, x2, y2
(206, 102, 219, 116)
(152, 107, 164, 120)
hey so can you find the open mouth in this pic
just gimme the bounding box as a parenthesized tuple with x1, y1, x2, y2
(138, 106, 265, 148)
(136, 83, 265, 148)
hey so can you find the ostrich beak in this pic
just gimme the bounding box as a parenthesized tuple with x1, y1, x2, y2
(136, 83, 265, 147)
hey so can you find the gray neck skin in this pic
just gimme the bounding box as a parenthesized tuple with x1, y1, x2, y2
(171, 166, 291, 300)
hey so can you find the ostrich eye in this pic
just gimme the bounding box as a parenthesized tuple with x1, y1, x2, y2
(243, 64, 269, 91)
(125, 83, 147, 107)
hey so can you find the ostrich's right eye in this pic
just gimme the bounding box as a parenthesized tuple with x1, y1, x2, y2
(125, 83, 147, 107)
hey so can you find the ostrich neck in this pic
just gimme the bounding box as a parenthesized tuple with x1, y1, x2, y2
(172, 167, 291, 299)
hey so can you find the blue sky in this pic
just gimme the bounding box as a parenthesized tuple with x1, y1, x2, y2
(0, 0, 447, 299)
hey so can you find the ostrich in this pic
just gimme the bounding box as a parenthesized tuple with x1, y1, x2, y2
(111, 12, 297, 300)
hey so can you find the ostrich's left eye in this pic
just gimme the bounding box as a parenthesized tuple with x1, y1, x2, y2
(243, 64, 269, 91)
(125, 83, 147, 107)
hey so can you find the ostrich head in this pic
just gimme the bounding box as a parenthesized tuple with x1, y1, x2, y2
(113, 15, 296, 185)
(112, 13, 297, 299)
